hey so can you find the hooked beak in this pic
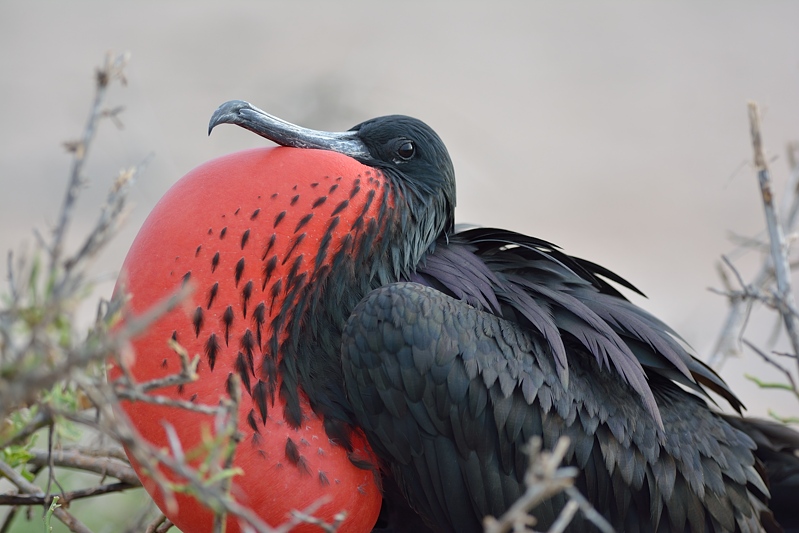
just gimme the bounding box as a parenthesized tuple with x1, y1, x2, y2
(208, 100, 371, 161)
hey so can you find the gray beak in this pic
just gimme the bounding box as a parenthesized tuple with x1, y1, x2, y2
(208, 100, 371, 160)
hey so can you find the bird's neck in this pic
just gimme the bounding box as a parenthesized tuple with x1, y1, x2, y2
(275, 172, 445, 445)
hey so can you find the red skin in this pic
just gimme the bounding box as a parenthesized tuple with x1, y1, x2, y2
(109, 148, 384, 532)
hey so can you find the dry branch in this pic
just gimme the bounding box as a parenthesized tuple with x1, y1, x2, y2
(709, 105, 799, 380)
(0, 54, 341, 533)
(482, 437, 613, 533)
(747, 102, 799, 365)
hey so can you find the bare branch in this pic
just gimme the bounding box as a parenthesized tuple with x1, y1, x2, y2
(0, 482, 135, 506)
(25, 448, 140, 485)
(482, 437, 612, 533)
(709, 106, 799, 369)
(145, 514, 174, 533)
(0, 459, 93, 533)
(748, 102, 799, 372)
(50, 52, 130, 272)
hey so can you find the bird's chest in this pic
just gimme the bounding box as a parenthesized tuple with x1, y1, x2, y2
(111, 148, 391, 532)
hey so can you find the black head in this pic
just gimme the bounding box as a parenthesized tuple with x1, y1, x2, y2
(209, 101, 456, 236)
(348, 115, 455, 216)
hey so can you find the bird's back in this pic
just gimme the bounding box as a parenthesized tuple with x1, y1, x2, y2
(343, 227, 781, 532)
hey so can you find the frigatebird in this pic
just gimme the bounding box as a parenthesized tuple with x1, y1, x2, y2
(113, 99, 798, 532)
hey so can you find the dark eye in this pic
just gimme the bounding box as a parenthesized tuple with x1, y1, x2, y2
(397, 141, 415, 160)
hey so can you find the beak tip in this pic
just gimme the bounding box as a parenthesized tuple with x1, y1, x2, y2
(208, 100, 253, 136)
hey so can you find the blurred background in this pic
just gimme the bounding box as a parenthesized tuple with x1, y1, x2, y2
(1, 1, 799, 529)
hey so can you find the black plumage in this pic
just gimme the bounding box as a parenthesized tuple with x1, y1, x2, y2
(343, 245, 771, 531)
(207, 100, 798, 532)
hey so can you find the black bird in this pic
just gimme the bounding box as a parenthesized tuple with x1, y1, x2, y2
(208, 100, 798, 532)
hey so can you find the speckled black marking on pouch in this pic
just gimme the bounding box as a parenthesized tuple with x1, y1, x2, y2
(253, 380, 268, 423)
(205, 333, 219, 371)
(260, 355, 278, 400)
(290, 194, 299, 206)
(285, 438, 300, 464)
(241, 280, 253, 318)
(286, 438, 310, 474)
(192, 307, 203, 338)
(286, 255, 305, 293)
(235, 352, 251, 395)
(171, 330, 178, 342)
(262, 255, 278, 290)
(177, 384, 185, 394)
(269, 279, 283, 309)
(240, 329, 255, 373)
(312, 196, 327, 209)
(234, 207, 240, 215)
(241, 229, 250, 249)
(182, 271, 191, 286)
(274, 210, 286, 229)
(195, 245, 202, 257)
(315, 217, 340, 272)
(297, 457, 310, 475)
(252, 302, 265, 346)
(350, 181, 361, 199)
(208, 228, 213, 235)
(207, 282, 219, 309)
(330, 234, 354, 280)
(161, 359, 168, 368)
(294, 214, 313, 233)
(235, 258, 245, 287)
(310, 264, 330, 291)
(329, 183, 339, 194)
(282, 234, 306, 265)
(331, 200, 349, 217)
(190, 393, 198, 402)
(347, 452, 374, 471)
(277, 368, 302, 429)
(318, 471, 330, 486)
(250, 208, 260, 220)
(310, 182, 319, 188)
(220, 227, 227, 239)
(225, 373, 235, 397)
(363, 188, 377, 214)
(246, 409, 258, 433)
(262, 234, 277, 261)
(222, 305, 234, 346)
(211, 252, 220, 273)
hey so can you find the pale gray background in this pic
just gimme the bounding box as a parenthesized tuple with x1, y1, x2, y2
(2, 2, 798, 425)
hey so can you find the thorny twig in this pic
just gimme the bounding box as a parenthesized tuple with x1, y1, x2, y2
(50, 52, 129, 275)
(0, 482, 135, 506)
(748, 102, 799, 367)
(0, 51, 139, 533)
(743, 339, 799, 400)
(144, 514, 173, 533)
(708, 110, 799, 378)
(24, 447, 140, 484)
(1, 54, 344, 533)
(482, 437, 613, 533)
(0, 459, 92, 533)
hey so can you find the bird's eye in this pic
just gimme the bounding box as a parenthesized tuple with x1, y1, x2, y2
(397, 141, 416, 160)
